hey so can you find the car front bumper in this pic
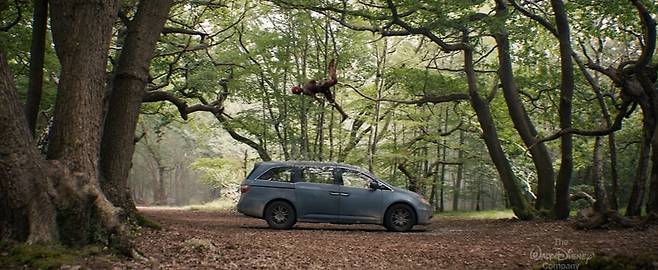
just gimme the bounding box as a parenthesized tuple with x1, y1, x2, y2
(415, 204, 433, 225)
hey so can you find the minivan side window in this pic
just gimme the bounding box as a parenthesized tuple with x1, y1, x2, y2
(341, 170, 371, 189)
(300, 167, 335, 185)
(257, 167, 293, 182)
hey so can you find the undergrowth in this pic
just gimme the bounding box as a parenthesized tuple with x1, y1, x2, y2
(0, 242, 105, 269)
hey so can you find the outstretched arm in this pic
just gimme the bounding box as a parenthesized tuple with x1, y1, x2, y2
(325, 59, 337, 87)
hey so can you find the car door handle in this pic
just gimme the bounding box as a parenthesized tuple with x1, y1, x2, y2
(329, 192, 341, 196)
(340, 193, 350, 196)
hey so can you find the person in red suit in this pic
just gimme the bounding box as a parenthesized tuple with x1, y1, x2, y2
(291, 59, 348, 122)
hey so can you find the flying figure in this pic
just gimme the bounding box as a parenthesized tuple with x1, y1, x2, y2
(291, 59, 348, 122)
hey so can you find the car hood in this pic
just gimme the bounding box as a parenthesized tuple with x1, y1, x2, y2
(391, 186, 420, 198)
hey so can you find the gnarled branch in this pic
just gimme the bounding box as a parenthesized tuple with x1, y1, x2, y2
(532, 99, 633, 146)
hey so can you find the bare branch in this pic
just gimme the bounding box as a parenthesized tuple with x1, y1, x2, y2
(142, 88, 271, 161)
(585, 62, 622, 85)
(509, 0, 558, 36)
(162, 27, 206, 36)
(532, 99, 633, 146)
(143, 90, 197, 120)
(428, 66, 497, 74)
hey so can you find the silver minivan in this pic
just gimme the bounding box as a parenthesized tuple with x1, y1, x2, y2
(237, 161, 432, 231)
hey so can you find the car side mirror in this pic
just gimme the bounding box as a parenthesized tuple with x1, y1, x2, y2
(368, 181, 380, 190)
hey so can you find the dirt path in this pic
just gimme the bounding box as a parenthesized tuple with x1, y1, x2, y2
(103, 208, 658, 269)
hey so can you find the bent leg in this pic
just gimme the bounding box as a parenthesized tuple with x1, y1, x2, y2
(331, 101, 349, 122)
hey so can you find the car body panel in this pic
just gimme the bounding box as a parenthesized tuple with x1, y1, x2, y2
(338, 185, 383, 223)
(236, 180, 296, 218)
(237, 161, 432, 228)
(294, 182, 341, 222)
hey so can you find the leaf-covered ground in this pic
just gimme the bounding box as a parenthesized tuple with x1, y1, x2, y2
(95, 208, 658, 269)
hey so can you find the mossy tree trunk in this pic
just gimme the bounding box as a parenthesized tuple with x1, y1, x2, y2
(1, 0, 132, 253)
(0, 51, 58, 244)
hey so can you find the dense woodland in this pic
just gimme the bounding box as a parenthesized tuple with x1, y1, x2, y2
(1, 0, 657, 254)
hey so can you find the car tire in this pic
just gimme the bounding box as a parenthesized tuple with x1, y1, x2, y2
(384, 204, 415, 232)
(264, 201, 296, 229)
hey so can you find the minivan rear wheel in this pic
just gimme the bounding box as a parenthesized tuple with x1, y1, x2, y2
(264, 201, 296, 229)
(384, 204, 415, 232)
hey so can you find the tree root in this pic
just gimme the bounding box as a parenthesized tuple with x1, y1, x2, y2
(87, 185, 134, 257)
(572, 191, 639, 230)
(133, 212, 161, 230)
(45, 161, 135, 257)
(575, 208, 639, 229)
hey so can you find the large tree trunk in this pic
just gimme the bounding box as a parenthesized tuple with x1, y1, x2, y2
(47, 0, 115, 172)
(625, 0, 657, 218)
(0, 50, 58, 244)
(493, 0, 555, 212)
(464, 47, 533, 220)
(47, 0, 130, 251)
(24, 0, 48, 136)
(551, 0, 575, 220)
(2, 0, 132, 252)
(627, 122, 652, 216)
(99, 0, 173, 220)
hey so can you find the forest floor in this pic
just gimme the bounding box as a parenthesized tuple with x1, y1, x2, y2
(86, 207, 658, 269)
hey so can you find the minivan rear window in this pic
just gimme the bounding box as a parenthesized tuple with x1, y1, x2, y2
(257, 167, 293, 182)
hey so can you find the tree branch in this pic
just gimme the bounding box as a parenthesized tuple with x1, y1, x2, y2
(532, 99, 633, 146)
(631, 0, 657, 68)
(509, 0, 558, 36)
(162, 27, 207, 36)
(142, 86, 271, 161)
(273, 0, 467, 52)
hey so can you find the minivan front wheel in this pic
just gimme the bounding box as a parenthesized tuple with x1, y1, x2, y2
(264, 201, 296, 229)
(384, 204, 415, 232)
